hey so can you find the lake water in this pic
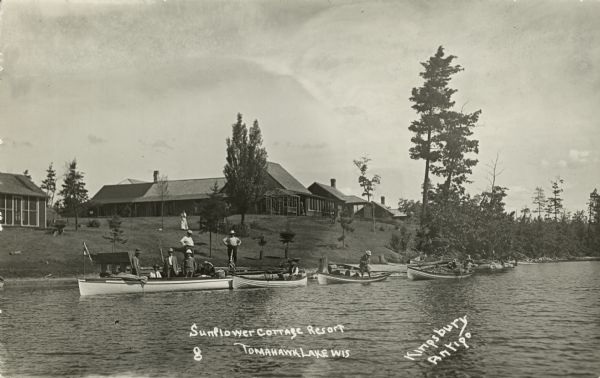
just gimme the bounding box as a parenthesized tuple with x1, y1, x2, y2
(1, 262, 599, 377)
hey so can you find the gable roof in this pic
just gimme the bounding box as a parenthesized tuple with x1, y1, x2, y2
(344, 195, 368, 204)
(0, 172, 47, 198)
(308, 182, 348, 202)
(371, 201, 407, 218)
(117, 178, 148, 185)
(266, 162, 311, 195)
(90, 182, 154, 205)
(91, 178, 227, 205)
(137, 177, 226, 202)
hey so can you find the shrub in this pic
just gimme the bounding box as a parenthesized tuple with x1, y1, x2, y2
(87, 219, 101, 228)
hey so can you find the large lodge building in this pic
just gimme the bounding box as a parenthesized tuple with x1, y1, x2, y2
(90, 162, 406, 220)
(0, 161, 405, 229)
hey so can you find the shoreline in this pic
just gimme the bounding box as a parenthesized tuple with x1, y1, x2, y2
(1, 258, 599, 282)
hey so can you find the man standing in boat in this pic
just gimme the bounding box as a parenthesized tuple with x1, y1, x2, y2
(359, 250, 372, 278)
(163, 248, 179, 278)
(222, 230, 242, 265)
(132, 248, 142, 276)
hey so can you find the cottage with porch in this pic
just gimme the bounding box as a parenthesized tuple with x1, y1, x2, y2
(0, 172, 47, 228)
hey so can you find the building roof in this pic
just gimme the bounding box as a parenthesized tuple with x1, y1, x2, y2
(90, 178, 227, 205)
(371, 201, 408, 218)
(90, 182, 154, 205)
(0, 172, 47, 198)
(344, 195, 369, 204)
(308, 182, 348, 202)
(266, 162, 311, 195)
(117, 178, 148, 185)
(137, 178, 226, 203)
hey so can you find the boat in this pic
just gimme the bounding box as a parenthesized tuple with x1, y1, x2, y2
(232, 273, 308, 289)
(78, 248, 233, 296)
(340, 263, 406, 277)
(78, 274, 232, 296)
(316, 272, 392, 285)
(407, 266, 474, 280)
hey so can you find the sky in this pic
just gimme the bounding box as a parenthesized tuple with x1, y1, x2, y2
(0, 0, 599, 213)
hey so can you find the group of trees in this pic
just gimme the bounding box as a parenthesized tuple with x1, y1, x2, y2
(406, 46, 599, 258)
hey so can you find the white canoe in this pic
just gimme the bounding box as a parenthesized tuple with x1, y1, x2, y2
(232, 274, 307, 289)
(316, 272, 391, 285)
(407, 266, 474, 280)
(78, 276, 232, 296)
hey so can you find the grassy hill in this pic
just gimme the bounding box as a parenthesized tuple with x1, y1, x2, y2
(0, 214, 414, 279)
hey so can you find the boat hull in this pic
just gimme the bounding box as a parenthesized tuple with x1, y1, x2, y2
(407, 267, 473, 280)
(232, 275, 307, 289)
(78, 277, 232, 296)
(316, 272, 391, 285)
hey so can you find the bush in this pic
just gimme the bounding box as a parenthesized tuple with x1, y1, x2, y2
(87, 219, 101, 228)
(53, 219, 67, 235)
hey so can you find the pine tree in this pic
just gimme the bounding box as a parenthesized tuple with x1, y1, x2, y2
(198, 182, 227, 257)
(532, 187, 546, 220)
(546, 177, 564, 221)
(103, 215, 127, 252)
(224, 113, 268, 225)
(59, 159, 88, 231)
(409, 46, 463, 223)
(41, 163, 57, 206)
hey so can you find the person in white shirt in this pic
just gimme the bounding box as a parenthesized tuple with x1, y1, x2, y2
(0, 211, 3, 231)
(222, 230, 242, 264)
(180, 211, 188, 230)
(180, 230, 195, 253)
(149, 264, 162, 279)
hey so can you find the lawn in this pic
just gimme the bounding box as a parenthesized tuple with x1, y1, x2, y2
(0, 214, 415, 278)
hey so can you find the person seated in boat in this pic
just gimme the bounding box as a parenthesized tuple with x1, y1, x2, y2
(180, 230, 195, 254)
(200, 261, 215, 276)
(288, 259, 300, 279)
(359, 250, 372, 278)
(447, 259, 458, 270)
(183, 249, 197, 277)
(149, 264, 162, 279)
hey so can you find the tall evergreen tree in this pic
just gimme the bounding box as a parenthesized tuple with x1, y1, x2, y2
(103, 215, 127, 252)
(41, 163, 57, 206)
(59, 159, 88, 231)
(431, 110, 481, 201)
(224, 113, 268, 225)
(409, 46, 463, 223)
(532, 187, 546, 220)
(546, 177, 564, 221)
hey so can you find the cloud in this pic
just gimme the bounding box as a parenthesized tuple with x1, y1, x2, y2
(568, 149, 590, 163)
(151, 140, 173, 150)
(88, 134, 106, 144)
(0, 138, 3, 145)
(10, 140, 33, 148)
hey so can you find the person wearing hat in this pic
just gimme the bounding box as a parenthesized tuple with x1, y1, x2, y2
(359, 250, 372, 278)
(149, 264, 162, 279)
(182, 249, 197, 277)
(131, 248, 142, 276)
(180, 229, 195, 250)
(163, 247, 180, 278)
(222, 230, 242, 265)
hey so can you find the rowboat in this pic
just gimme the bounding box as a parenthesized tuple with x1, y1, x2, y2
(407, 266, 474, 280)
(78, 275, 232, 296)
(316, 272, 391, 285)
(232, 273, 308, 289)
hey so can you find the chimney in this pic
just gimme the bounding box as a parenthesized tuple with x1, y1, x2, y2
(330, 178, 336, 188)
(381, 196, 385, 205)
(153, 170, 159, 183)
